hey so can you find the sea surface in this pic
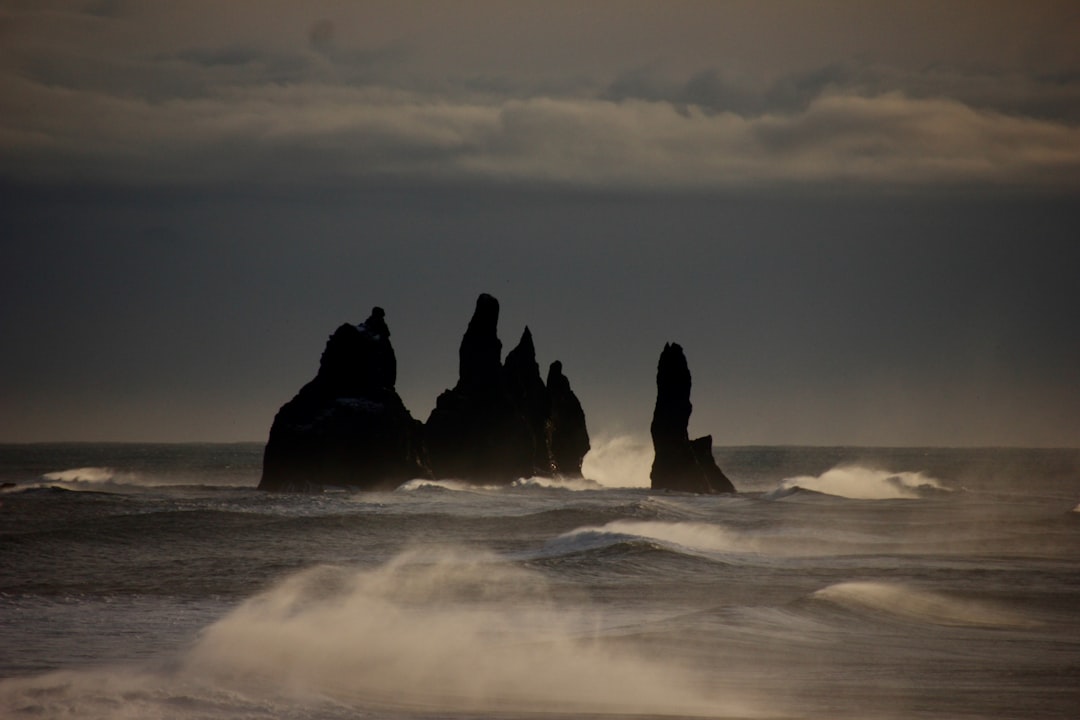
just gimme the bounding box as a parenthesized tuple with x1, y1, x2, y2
(1, 441, 1079, 719)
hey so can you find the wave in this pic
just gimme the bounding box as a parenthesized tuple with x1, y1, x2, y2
(178, 549, 760, 716)
(540, 518, 922, 567)
(581, 434, 653, 488)
(549, 520, 751, 559)
(811, 581, 1039, 628)
(34, 466, 255, 492)
(777, 465, 949, 500)
(512, 475, 605, 491)
(537, 520, 811, 568)
(397, 475, 608, 493)
(0, 550, 768, 718)
(395, 478, 500, 492)
(42, 467, 125, 483)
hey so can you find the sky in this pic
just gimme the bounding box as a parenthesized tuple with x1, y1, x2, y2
(1, 0, 1079, 446)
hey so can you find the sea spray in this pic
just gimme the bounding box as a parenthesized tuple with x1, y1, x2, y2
(812, 581, 1040, 628)
(780, 465, 948, 500)
(182, 548, 759, 716)
(546, 519, 890, 561)
(581, 435, 653, 488)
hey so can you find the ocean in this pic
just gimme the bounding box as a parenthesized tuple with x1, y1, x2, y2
(1, 441, 1078, 719)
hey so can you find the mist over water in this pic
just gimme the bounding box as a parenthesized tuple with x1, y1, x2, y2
(2, 442, 1079, 719)
(184, 551, 754, 716)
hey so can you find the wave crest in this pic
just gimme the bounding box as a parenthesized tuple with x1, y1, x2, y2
(778, 465, 948, 500)
(183, 549, 756, 715)
(812, 581, 1038, 628)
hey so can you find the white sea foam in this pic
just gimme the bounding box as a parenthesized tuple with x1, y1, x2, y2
(779, 465, 948, 500)
(813, 581, 1039, 628)
(581, 434, 654, 488)
(396, 475, 603, 493)
(395, 478, 500, 492)
(39, 466, 159, 489)
(512, 475, 604, 490)
(42, 466, 126, 483)
(182, 549, 762, 716)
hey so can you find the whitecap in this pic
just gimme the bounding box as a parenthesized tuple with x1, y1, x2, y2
(812, 580, 1039, 628)
(778, 465, 949, 500)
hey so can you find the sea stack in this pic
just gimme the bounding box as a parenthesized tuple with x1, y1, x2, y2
(259, 307, 427, 491)
(424, 293, 590, 483)
(649, 343, 735, 494)
(546, 360, 590, 476)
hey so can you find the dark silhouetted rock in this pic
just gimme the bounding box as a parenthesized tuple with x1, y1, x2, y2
(650, 343, 735, 494)
(260, 295, 590, 491)
(259, 307, 427, 492)
(546, 361, 590, 476)
(505, 328, 555, 474)
(424, 294, 590, 484)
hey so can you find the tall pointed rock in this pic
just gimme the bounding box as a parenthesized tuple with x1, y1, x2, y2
(547, 360, 590, 476)
(424, 294, 591, 483)
(649, 343, 735, 494)
(425, 294, 533, 481)
(505, 327, 554, 474)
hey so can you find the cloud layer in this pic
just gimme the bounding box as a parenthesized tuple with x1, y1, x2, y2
(3, 1, 1079, 192)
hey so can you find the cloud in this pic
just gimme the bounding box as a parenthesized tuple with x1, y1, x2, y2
(2, 2, 1078, 193)
(605, 61, 1080, 124)
(3, 72, 1078, 192)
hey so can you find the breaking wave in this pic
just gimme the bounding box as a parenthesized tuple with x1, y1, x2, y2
(812, 581, 1038, 628)
(396, 476, 605, 493)
(42, 466, 137, 484)
(182, 549, 758, 716)
(31, 466, 254, 492)
(34, 466, 156, 491)
(511, 475, 604, 491)
(778, 465, 948, 500)
(395, 478, 499, 493)
(581, 434, 653, 488)
(549, 520, 754, 559)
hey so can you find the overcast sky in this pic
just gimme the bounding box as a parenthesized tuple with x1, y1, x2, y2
(2, 1, 1078, 446)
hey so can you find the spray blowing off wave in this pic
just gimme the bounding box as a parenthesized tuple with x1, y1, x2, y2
(42, 467, 120, 483)
(549, 520, 757, 559)
(397, 476, 604, 492)
(183, 549, 757, 716)
(778, 465, 948, 500)
(581, 435, 654, 488)
(544, 519, 909, 562)
(35, 466, 152, 490)
(35, 466, 254, 490)
(812, 581, 1038, 628)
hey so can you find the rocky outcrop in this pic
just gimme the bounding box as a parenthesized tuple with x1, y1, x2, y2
(258, 307, 427, 491)
(650, 343, 735, 494)
(259, 295, 590, 491)
(424, 294, 590, 483)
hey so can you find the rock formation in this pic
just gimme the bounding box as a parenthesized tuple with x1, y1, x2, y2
(259, 295, 590, 491)
(546, 361, 590, 476)
(424, 293, 590, 483)
(259, 307, 427, 491)
(650, 343, 735, 494)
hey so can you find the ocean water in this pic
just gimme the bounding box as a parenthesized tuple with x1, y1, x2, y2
(1, 441, 1079, 719)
